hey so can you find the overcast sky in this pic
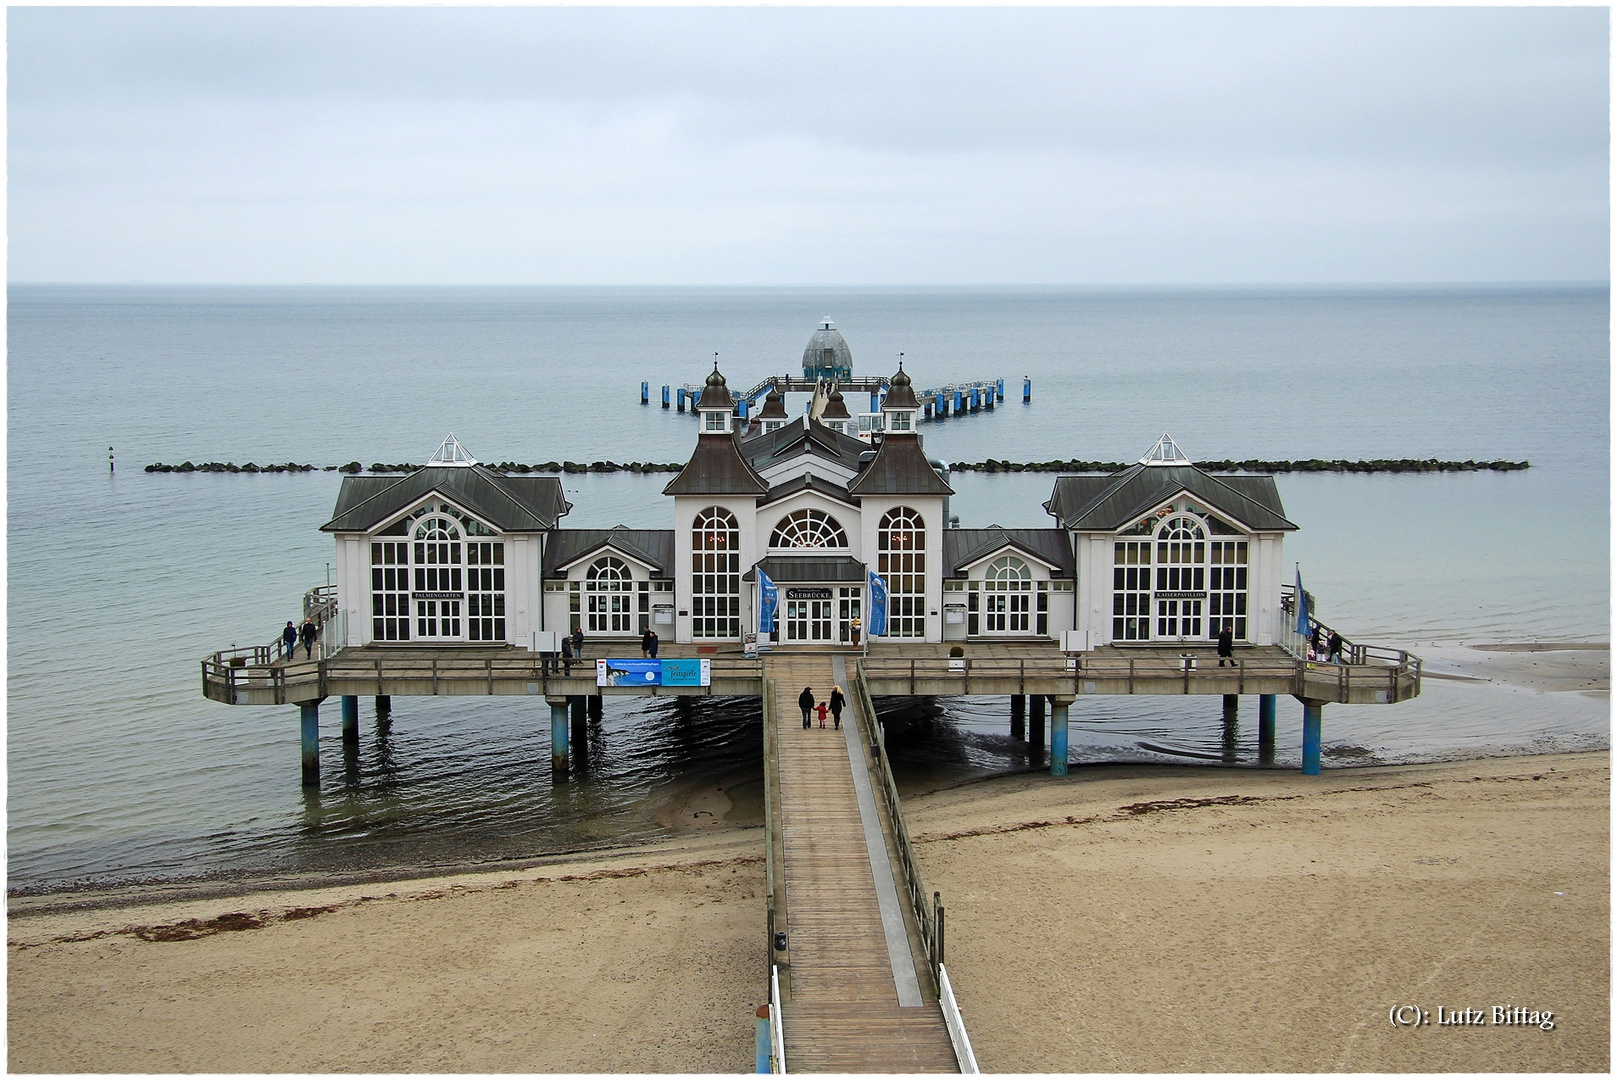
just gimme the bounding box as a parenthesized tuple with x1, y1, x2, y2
(8, 6, 1609, 285)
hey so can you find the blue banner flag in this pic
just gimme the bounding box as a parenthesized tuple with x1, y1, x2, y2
(758, 568, 779, 634)
(1294, 565, 1310, 635)
(868, 570, 889, 637)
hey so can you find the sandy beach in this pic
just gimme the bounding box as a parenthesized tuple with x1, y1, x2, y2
(8, 749, 1606, 1073)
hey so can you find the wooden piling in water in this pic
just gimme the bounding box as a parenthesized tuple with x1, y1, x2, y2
(550, 700, 570, 773)
(1301, 700, 1323, 775)
(1010, 694, 1025, 740)
(1258, 694, 1276, 764)
(341, 695, 359, 744)
(300, 702, 320, 787)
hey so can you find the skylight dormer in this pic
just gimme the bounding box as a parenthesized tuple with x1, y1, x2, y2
(1139, 433, 1191, 466)
(429, 433, 477, 466)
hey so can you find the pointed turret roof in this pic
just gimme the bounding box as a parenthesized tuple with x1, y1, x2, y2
(663, 431, 770, 496)
(757, 386, 789, 420)
(821, 388, 851, 421)
(881, 364, 921, 411)
(696, 363, 735, 411)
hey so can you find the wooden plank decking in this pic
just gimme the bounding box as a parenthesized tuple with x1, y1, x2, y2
(766, 656, 958, 1073)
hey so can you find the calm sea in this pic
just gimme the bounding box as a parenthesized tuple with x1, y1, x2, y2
(7, 285, 1609, 892)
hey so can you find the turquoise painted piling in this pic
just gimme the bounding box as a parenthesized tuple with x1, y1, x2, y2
(996, 377, 1005, 401)
(551, 701, 570, 772)
(984, 386, 994, 410)
(341, 694, 359, 743)
(300, 702, 320, 787)
(641, 381, 649, 404)
(1023, 376, 1031, 402)
(870, 391, 879, 412)
(1050, 701, 1069, 777)
(1302, 701, 1322, 775)
(1259, 694, 1276, 761)
(954, 389, 963, 413)
(662, 384, 670, 408)
(755, 1005, 771, 1072)
(676, 387, 687, 411)
(970, 387, 980, 411)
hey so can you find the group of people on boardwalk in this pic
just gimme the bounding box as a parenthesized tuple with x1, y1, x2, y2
(798, 685, 845, 730)
(280, 618, 318, 661)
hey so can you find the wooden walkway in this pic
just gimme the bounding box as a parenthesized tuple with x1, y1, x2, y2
(767, 655, 958, 1073)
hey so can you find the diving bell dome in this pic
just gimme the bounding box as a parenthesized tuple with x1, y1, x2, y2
(802, 316, 854, 381)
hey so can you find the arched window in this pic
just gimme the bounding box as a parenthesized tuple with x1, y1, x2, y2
(586, 556, 634, 633)
(410, 516, 462, 639)
(1112, 509, 1248, 643)
(692, 507, 741, 639)
(877, 508, 926, 638)
(769, 508, 848, 549)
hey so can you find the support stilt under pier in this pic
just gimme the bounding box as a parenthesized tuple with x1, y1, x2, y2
(1258, 694, 1276, 765)
(374, 694, 391, 727)
(299, 700, 321, 787)
(1050, 697, 1070, 777)
(588, 693, 603, 720)
(549, 699, 570, 773)
(1300, 699, 1324, 776)
(1221, 694, 1239, 764)
(341, 695, 359, 744)
(1029, 693, 1045, 748)
(570, 695, 587, 726)
(1010, 694, 1026, 741)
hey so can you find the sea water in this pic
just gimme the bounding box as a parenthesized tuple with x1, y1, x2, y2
(7, 285, 1608, 891)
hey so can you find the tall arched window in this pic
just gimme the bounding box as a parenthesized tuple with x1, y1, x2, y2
(1112, 510, 1246, 643)
(692, 507, 741, 639)
(411, 516, 463, 639)
(985, 556, 1032, 633)
(878, 507, 926, 638)
(769, 509, 848, 549)
(586, 555, 634, 633)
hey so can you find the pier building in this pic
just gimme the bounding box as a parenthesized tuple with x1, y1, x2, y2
(202, 316, 1422, 1073)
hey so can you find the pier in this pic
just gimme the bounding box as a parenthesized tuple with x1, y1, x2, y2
(665, 373, 1014, 423)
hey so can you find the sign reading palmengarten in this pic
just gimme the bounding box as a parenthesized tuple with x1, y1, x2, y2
(595, 658, 711, 687)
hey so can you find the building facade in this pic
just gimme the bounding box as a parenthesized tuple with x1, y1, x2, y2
(323, 329, 1297, 651)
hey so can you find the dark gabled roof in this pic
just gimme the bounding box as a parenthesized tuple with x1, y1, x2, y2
(662, 433, 770, 496)
(322, 465, 568, 533)
(543, 528, 675, 577)
(744, 555, 866, 583)
(757, 472, 862, 509)
(944, 527, 1075, 577)
(1047, 465, 1297, 532)
(848, 434, 954, 497)
(742, 415, 867, 473)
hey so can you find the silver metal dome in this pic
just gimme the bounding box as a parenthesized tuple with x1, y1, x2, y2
(802, 316, 854, 381)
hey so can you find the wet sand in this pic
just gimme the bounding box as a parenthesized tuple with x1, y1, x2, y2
(9, 751, 1607, 1073)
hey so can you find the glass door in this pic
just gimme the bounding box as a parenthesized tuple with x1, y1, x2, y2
(810, 599, 833, 641)
(786, 599, 808, 642)
(837, 588, 861, 643)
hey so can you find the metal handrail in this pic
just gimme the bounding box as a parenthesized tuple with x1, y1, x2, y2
(762, 677, 781, 990)
(769, 965, 786, 1074)
(851, 660, 943, 988)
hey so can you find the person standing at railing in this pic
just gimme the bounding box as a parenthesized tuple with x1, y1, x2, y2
(300, 617, 317, 660)
(1329, 630, 1344, 664)
(1216, 621, 1234, 667)
(281, 621, 297, 661)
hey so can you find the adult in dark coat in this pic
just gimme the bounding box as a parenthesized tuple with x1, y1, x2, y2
(1216, 621, 1234, 667)
(1328, 630, 1344, 664)
(642, 629, 659, 659)
(798, 686, 815, 729)
(281, 620, 298, 661)
(299, 617, 317, 659)
(828, 686, 846, 730)
(571, 627, 585, 659)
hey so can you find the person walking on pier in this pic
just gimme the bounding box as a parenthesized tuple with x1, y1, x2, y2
(798, 686, 815, 729)
(1328, 630, 1344, 664)
(829, 686, 846, 730)
(299, 617, 317, 660)
(281, 620, 297, 661)
(815, 700, 829, 728)
(1216, 621, 1234, 667)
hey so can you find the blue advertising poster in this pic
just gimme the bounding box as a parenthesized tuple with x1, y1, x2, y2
(868, 570, 889, 637)
(661, 658, 711, 686)
(597, 659, 662, 686)
(758, 569, 779, 634)
(596, 659, 712, 687)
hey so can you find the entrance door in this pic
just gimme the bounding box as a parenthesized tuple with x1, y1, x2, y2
(786, 599, 809, 642)
(810, 599, 833, 642)
(415, 597, 462, 640)
(985, 593, 1007, 631)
